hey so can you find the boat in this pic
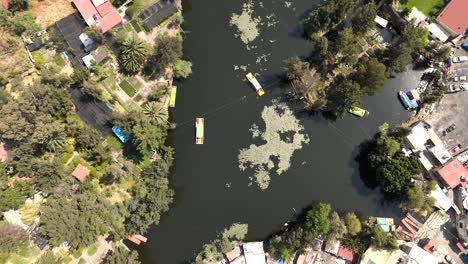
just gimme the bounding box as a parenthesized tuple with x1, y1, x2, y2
(348, 106, 369, 117)
(398, 91, 418, 110)
(195, 118, 204, 145)
(169, 86, 177, 107)
(246, 72, 265, 96)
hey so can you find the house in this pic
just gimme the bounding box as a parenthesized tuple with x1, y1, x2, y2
(422, 238, 438, 253)
(72, 0, 122, 33)
(243, 242, 266, 264)
(72, 164, 90, 182)
(225, 246, 242, 263)
(360, 247, 407, 264)
(406, 123, 432, 152)
(139, 0, 179, 30)
(434, 158, 468, 188)
(430, 184, 452, 212)
(336, 245, 358, 263)
(436, 0, 468, 37)
(0, 0, 7, 9)
(82, 46, 108, 68)
(407, 245, 437, 264)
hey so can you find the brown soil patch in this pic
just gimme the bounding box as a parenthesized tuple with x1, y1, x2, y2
(30, 0, 76, 28)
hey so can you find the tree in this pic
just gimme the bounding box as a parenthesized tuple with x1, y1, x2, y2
(71, 67, 91, 85)
(81, 80, 103, 100)
(386, 25, 428, 73)
(76, 125, 101, 151)
(0, 99, 35, 144)
(40, 193, 123, 249)
(378, 154, 422, 197)
(303, 0, 358, 38)
(0, 88, 10, 107)
(0, 181, 33, 211)
(10, 12, 40, 36)
(29, 158, 66, 194)
(344, 213, 362, 235)
(333, 28, 360, 65)
(326, 77, 362, 119)
(35, 251, 63, 264)
(145, 33, 183, 76)
(44, 126, 66, 152)
(104, 245, 140, 264)
(120, 37, 148, 74)
(142, 101, 168, 124)
(0, 223, 28, 253)
(354, 57, 388, 95)
(7, 0, 29, 13)
(132, 123, 167, 156)
(351, 2, 377, 35)
(125, 149, 174, 234)
(304, 202, 332, 241)
(84, 27, 104, 44)
(370, 225, 398, 250)
(401, 184, 435, 212)
(329, 212, 347, 241)
(173, 59, 193, 79)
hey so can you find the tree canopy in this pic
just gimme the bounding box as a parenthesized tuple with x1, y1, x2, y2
(351, 2, 377, 35)
(120, 37, 148, 74)
(353, 57, 388, 95)
(144, 33, 183, 77)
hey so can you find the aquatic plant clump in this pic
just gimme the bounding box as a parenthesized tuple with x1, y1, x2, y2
(230, 2, 262, 44)
(238, 101, 310, 190)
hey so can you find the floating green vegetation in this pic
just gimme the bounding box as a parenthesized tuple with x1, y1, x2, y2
(230, 2, 262, 44)
(238, 100, 310, 190)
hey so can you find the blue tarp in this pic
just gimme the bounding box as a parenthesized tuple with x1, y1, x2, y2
(112, 126, 130, 143)
(275, 259, 285, 264)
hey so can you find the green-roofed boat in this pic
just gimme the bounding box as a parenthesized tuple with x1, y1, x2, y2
(169, 86, 177, 107)
(348, 106, 369, 117)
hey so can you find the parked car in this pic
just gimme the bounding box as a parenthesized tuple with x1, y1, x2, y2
(449, 144, 462, 155)
(448, 84, 464, 93)
(461, 83, 468, 90)
(452, 56, 468, 63)
(454, 76, 467, 81)
(445, 255, 455, 264)
(462, 42, 468, 51)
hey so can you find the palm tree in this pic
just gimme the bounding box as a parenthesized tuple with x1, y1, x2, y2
(120, 37, 148, 74)
(45, 129, 66, 152)
(142, 102, 168, 124)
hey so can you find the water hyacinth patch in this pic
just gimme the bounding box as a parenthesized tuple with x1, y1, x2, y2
(238, 100, 309, 190)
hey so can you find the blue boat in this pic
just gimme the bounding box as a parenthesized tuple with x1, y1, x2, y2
(112, 126, 130, 143)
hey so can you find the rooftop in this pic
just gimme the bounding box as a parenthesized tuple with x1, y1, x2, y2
(72, 164, 90, 182)
(407, 245, 437, 264)
(139, 0, 178, 30)
(336, 245, 357, 263)
(435, 158, 468, 188)
(72, 0, 122, 33)
(225, 246, 242, 262)
(437, 0, 468, 35)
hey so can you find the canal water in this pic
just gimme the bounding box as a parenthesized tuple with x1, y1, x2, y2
(139, 0, 423, 262)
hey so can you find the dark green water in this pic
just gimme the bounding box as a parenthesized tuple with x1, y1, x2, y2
(139, 0, 423, 262)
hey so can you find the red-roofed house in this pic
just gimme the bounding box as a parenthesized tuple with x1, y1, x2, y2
(72, 0, 122, 33)
(0, 0, 8, 9)
(72, 164, 90, 182)
(436, 0, 468, 36)
(336, 245, 358, 263)
(435, 158, 468, 188)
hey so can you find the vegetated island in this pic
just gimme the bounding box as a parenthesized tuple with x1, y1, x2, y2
(284, 0, 448, 119)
